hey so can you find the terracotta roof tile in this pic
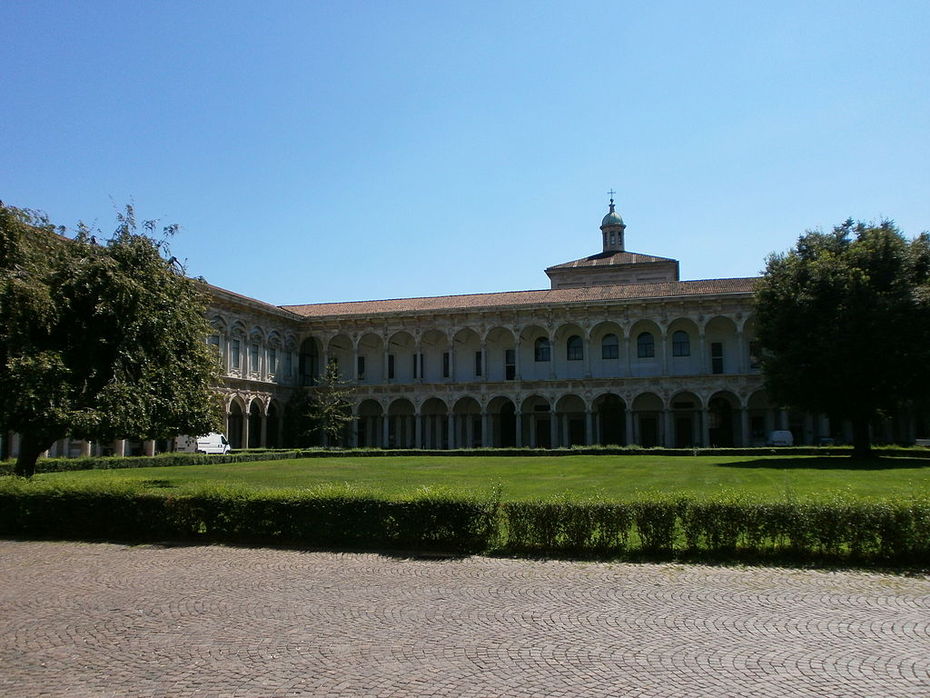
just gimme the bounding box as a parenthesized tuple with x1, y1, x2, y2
(546, 249, 678, 270)
(281, 277, 758, 318)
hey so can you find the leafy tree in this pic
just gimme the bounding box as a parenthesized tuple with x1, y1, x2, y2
(0, 203, 222, 476)
(754, 219, 930, 457)
(283, 361, 355, 448)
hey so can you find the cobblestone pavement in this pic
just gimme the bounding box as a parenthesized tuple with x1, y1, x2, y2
(1, 542, 928, 697)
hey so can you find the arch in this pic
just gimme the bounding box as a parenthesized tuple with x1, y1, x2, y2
(356, 398, 384, 448)
(357, 332, 384, 384)
(555, 393, 586, 447)
(248, 401, 262, 449)
(554, 322, 585, 380)
(452, 328, 481, 383)
(485, 326, 516, 382)
(327, 333, 354, 381)
(669, 390, 702, 448)
(487, 395, 517, 447)
(227, 400, 244, 449)
(453, 396, 482, 449)
(387, 398, 416, 449)
(420, 396, 449, 449)
(387, 331, 416, 384)
(420, 329, 449, 383)
(631, 391, 663, 448)
(298, 336, 322, 386)
(704, 316, 739, 375)
(592, 392, 627, 446)
(266, 399, 282, 449)
(517, 324, 550, 381)
(590, 321, 624, 378)
(708, 390, 741, 447)
(520, 394, 552, 448)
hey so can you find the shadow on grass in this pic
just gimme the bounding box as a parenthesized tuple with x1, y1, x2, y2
(714, 456, 930, 470)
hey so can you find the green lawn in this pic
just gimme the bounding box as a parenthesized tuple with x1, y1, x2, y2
(32, 454, 930, 501)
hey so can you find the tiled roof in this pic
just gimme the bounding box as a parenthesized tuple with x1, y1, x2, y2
(546, 250, 677, 270)
(281, 277, 758, 318)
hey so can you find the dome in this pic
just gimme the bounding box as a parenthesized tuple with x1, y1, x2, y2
(600, 201, 624, 228)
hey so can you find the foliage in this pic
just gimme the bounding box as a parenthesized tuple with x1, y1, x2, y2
(754, 219, 930, 457)
(283, 361, 355, 447)
(1, 476, 927, 564)
(0, 203, 222, 476)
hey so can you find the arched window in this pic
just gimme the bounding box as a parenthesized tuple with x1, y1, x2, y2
(601, 333, 619, 359)
(567, 335, 583, 361)
(534, 337, 551, 362)
(637, 332, 655, 359)
(672, 330, 690, 357)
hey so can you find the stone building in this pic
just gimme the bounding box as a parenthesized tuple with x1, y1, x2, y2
(207, 198, 800, 450)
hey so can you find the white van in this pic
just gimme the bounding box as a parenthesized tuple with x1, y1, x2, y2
(175, 433, 231, 455)
(767, 430, 794, 447)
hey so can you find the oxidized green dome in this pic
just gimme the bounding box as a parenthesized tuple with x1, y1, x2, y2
(600, 200, 624, 228)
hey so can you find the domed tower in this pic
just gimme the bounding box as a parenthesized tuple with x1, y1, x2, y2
(600, 195, 626, 252)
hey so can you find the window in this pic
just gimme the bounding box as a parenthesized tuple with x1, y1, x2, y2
(672, 330, 690, 357)
(567, 335, 583, 361)
(505, 348, 516, 380)
(269, 347, 277, 374)
(749, 340, 761, 370)
(474, 350, 482, 377)
(285, 351, 293, 376)
(711, 342, 724, 374)
(231, 339, 241, 369)
(601, 333, 619, 359)
(442, 351, 450, 378)
(534, 337, 551, 362)
(357, 355, 366, 379)
(388, 354, 395, 379)
(207, 334, 220, 350)
(250, 344, 260, 373)
(637, 332, 655, 358)
(412, 353, 418, 378)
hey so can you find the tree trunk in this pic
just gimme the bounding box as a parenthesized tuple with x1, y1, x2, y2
(12, 434, 52, 478)
(851, 416, 872, 459)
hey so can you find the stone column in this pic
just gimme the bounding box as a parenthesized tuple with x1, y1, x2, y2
(447, 413, 455, 449)
(624, 335, 632, 376)
(415, 411, 422, 449)
(466, 414, 474, 448)
(415, 338, 423, 383)
(549, 413, 558, 449)
(143, 440, 156, 457)
(661, 331, 669, 376)
(480, 341, 488, 381)
(514, 335, 522, 380)
(740, 408, 751, 447)
(482, 411, 490, 447)
(625, 410, 634, 446)
(583, 335, 592, 378)
(698, 331, 707, 374)
(548, 331, 556, 380)
(663, 410, 673, 448)
(112, 439, 126, 457)
(701, 408, 711, 447)
(382, 415, 390, 449)
(515, 410, 523, 447)
(260, 414, 268, 448)
(242, 414, 250, 450)
(585, 410, 593, 446)
(353, 341, 360, 382)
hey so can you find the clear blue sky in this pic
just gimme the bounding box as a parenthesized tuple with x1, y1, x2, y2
(3, 1, 928, 305)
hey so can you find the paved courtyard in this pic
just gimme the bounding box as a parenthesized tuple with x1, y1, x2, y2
(1, 541, 928, 696)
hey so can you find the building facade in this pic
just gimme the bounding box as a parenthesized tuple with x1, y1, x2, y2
(207, 199, 817, 451)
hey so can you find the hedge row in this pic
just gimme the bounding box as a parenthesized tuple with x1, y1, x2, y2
(1, 480, 927, 564)
(5, 444, 930, 476)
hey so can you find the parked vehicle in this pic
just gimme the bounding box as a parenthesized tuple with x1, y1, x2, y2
(174, 433, 231, 455)
(767, 430, 794, 447)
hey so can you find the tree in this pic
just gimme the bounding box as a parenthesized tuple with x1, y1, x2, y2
(754, 219, 930, 457)
(0, 203, 222, 476)
(283, 361, 355, 448)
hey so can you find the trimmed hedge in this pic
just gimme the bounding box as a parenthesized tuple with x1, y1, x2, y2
(4, 444, 929, 476)
(0, 479, 927, 564)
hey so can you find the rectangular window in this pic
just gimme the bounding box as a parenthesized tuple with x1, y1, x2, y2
(231, 339, 241, 370)
(711, 342, 724, 374)
(474, 350, 482, 377)
(250, 344, 260, 373)
(412, 353, 418, 378)
(442, 352, 450, 378)
(419, 353, 424, 379)
(357, 355, 366, 380)
(269, 348, 277, 374)
(285, 351, 293, 376)
(388, 354, 395, 379)
(505, 349, 516, 381)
